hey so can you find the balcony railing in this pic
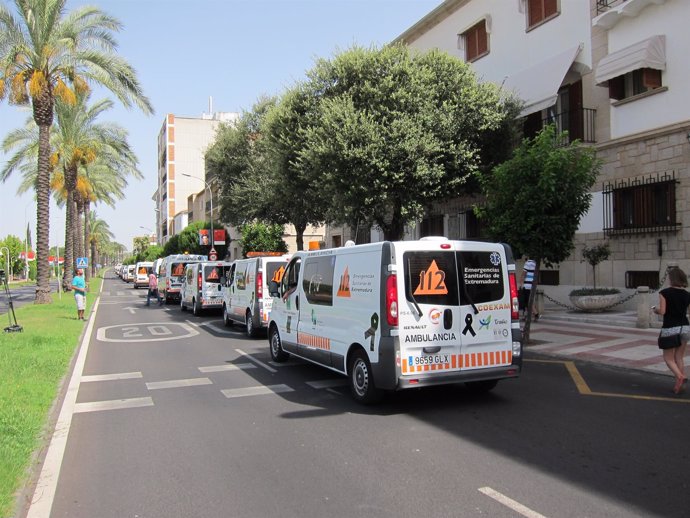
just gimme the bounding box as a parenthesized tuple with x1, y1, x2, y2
(526, 108, 596, 145)
(596, 0, 628, 14)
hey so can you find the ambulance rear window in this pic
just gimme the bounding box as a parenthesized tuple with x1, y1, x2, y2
(457, 251, 504, 304)
(204, 265, 231, 283)
(403, 251, 459, 306)
(265, 262, 287, 287)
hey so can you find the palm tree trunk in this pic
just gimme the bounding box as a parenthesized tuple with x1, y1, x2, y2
(33, 117, 53, 304)
(62, 167, 77, 290)
(84, 202, 91, 281)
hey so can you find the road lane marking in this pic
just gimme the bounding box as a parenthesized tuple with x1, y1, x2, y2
(221, 384, 293, 398)
(74, 397, 154, 414)
(236, 349, 277, 373)
(81, 372, 143, 382)
(198, 363, 256, 373)
(306, 379, 348, 389)
(526, 359, 690, 403)
(478, 487, 547, 518)
(26, 286, 103, 518)
(146, 377, 212, 390)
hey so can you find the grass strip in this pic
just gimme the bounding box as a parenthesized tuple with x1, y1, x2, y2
(0, 278, 102, 517)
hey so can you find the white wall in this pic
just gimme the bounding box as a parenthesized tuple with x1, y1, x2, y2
(604, 0, 690, 138)
(405, 0, 592, 87)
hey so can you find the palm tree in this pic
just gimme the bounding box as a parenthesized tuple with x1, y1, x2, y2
(0, 0, 153, 303)
(87, 212, 114, 275)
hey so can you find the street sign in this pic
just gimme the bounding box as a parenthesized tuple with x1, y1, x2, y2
(209, 248, 218, 261)
(76, 257, 88, 268)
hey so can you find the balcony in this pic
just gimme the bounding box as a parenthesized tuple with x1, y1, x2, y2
(596, 0, 628, 14)
(594, 0, 667, 29)
(524, 108, 596, 146)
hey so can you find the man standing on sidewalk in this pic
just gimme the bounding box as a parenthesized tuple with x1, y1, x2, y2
(146, 270, 162, 306)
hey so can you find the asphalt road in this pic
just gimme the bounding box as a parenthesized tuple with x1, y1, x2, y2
(0, 281, 60, 316)
(26, 273, 690, 518)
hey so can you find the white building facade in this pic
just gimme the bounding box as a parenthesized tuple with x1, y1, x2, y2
(392, 0, 690, 299)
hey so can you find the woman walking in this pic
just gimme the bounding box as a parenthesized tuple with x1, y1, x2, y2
(653, 266, 690, 394)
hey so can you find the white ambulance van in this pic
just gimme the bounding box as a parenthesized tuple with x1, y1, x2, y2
(222, 253, 291, 337)
(180, 261, 233, 315)
(133, 261, 154, 289)
(159, 254, 207, 303)
(267, 237, 522, 403)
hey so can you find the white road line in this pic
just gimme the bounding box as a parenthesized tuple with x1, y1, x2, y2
(221, 384, 294, 398)
(74, 397, 154, 414)
(81, 372, 143, 382)
(198, 363, 256, 373)
(236, 349, 277, 373)
(26, 284, 104, 518)
(478, 487, 548, 518)
(306, 379, 348, 389)
(146, 377, 213, 390)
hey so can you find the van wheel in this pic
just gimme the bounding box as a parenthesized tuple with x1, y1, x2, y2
(193, 298, 201, 316)
(223, 305, 233, 327)
(465, 380, 498, 393)
(269, 328, 289, 362)
(349, 350, 383, 405)
(180, 298, 187, 311)
(246, 311, 257, 337)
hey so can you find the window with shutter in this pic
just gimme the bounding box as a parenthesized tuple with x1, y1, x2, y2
(527, 0, 559, 29)
(462, 20, 489, 62)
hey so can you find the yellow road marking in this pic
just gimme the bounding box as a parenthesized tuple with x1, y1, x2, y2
(525, 359, 690, 403)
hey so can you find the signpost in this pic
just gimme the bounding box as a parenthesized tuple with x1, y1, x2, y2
(76, 257, 88, 269)
(209, 248, 218, 261)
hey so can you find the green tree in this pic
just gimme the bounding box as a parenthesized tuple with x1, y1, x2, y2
(476, 125, 600, 340)
(87, 212, 114, 274)
(132, 236, 149, 259)
(298, 44, 519, 240)
(162, 221, 228, 258)
(0, 0, 153, 303)
(239, 222, 287, 258)
(143, 245, 164, 262)
(0, 235, 25, 278)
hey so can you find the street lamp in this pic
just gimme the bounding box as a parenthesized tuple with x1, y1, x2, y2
(182, 173, 214, 252)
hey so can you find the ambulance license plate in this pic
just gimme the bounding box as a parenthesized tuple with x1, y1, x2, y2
(410, 354, 450, 366)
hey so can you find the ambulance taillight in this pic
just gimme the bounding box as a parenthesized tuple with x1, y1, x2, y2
(386, 274, 398, 326)
(509, 271, 519, 320)
(256, 271, 263, 300)
(198, 271, 202, 291)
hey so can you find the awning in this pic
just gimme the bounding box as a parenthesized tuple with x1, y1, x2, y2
(502, 45, 582, 117)
(595, 35, 665, 85)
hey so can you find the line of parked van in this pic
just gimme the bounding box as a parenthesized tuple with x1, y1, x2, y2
(113, 237, 523, 404)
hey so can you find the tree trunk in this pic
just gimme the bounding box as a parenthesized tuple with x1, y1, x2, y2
(295, 222, 306, 251)
(62, 166, 77, 290)
(84, 202, 91, 282)
(32, 99, 54, 304)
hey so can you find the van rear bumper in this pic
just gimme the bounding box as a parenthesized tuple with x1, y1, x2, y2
(396, 365, 521, 390)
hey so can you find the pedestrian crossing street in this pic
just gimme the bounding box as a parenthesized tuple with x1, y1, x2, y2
(75, 353, 349, 414)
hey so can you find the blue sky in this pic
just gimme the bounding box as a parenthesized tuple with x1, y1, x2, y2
(0, 0, 442, 251)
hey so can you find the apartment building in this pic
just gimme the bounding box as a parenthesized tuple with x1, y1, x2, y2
(390, 0, 690, 296)
(154, 111, 238, 245)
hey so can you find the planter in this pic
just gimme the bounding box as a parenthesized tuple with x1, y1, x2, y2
(569, 293, 621, 312)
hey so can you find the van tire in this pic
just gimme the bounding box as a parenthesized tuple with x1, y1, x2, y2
(269, 328, 289, 362)
(180, 298, 187, 311)
(246, 311, 257, 337)
(223, 305, 233, 327)
(193, 298, 201, 316)
(349, 350, 383, 405)
(465, 379, 498, 393)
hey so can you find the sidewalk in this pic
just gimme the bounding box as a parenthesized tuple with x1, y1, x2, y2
(527, 308, 686, 378)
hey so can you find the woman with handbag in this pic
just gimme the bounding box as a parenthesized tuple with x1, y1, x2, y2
(652, 266, 690, 394)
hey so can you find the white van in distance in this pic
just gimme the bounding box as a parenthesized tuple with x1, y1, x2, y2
(134, 261, 154, 289)
(222, 253, 291, 337)
(180, 261, 233, 315)
(268, 237, 522, 403)
(159, 254, 207, 303)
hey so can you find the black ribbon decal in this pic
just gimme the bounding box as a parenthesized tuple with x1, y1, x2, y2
(364, 313, 379, 351)
(462, 313, 476, 337)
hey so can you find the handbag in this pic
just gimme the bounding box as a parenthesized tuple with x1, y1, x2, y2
(658, 332, 681, 350)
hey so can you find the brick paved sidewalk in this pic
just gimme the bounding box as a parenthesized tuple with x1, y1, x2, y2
(527, 315, 688, 379)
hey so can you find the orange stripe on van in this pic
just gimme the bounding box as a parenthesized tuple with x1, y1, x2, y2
(298, 333, 330, 351)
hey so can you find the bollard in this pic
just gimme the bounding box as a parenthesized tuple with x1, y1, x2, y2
(636, 286, 650, 328)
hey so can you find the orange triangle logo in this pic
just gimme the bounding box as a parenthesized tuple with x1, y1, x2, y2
(272, 265, 285, 283)
(413, 260, 448, 295)
(337, 266, 351, 297)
